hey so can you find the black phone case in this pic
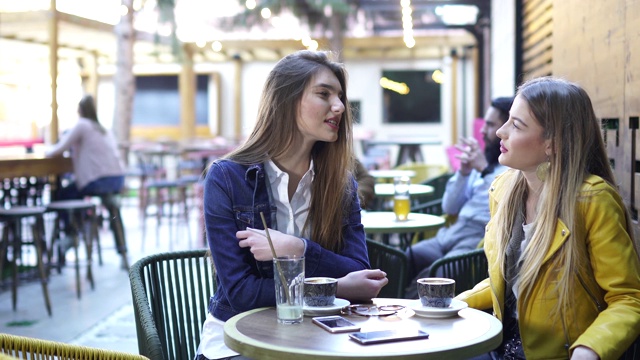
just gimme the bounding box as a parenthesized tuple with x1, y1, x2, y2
(349, 329, 429, 345)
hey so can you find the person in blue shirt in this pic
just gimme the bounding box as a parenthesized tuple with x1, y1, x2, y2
(196, 50, 388, 360)
(404, 97, 513, 299)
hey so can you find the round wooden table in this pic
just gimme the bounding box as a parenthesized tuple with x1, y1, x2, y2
(372, 184, 435, 212)
(361, 211, 445, 250)
(224, 298, 502, 360)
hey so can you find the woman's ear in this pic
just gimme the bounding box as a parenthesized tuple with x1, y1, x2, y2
(544, 139, 553, 157)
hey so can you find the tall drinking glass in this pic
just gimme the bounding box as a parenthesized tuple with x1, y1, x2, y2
(273, 255, 305, 324)
(393, 175, 411, 221)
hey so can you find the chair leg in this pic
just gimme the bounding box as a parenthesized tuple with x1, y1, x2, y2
(140, 186, 150, 252)
(32, 217, 52, 316)
(180, 186, 192, 248)
(108, 205, 129, 271)
(0, 226, 10, 309)
(9, 224, 18, 312)
(69, 211, 82, 300)
(82, 211, 95, 291)
(48, 215, 63, 273)
(93, 205, 103, 266)
(156, 187, 163, 249)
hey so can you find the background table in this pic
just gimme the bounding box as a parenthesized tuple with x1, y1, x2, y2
(366, 137, 442, 167)
(369, 170, 416, 182)
(374, 184, 434, 197)
(361, 211, 445, 250)
(372, 184, 435, 211)
(224, 298, 502, 360)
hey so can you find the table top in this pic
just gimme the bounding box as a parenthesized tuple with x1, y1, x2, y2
(374, 183, 434, 197)
(366, 137, 442, 147)
(361, 211, 445, 234)
(224, 298, 502, 360)
(0, 153, 73, 178)
(369, 170, 416, 180)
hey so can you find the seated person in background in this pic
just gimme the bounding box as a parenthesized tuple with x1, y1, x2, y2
(46, 94, 125, 199)
(354, 158, 375, 210)
(46, 94, 126, 253)
(404, 96, 513, 299)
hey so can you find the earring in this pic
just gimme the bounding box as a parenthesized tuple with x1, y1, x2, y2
(536, 160, 551, 182)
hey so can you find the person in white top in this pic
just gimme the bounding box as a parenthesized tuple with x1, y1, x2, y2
(46, 94, 126, 255)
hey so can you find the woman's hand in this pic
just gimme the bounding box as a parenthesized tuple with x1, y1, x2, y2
(336, 269, 388, 302)
(570, 346, 600, 360)
(237, 227, 305, 261)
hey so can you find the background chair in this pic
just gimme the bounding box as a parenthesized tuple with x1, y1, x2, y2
(366, 239, 408, 298)
(46, 199, 98, 299)
(129, 249, 215, 360)
(393, 163, 450, 185)
(410, 172, 456, 244)
(0, 206, 51, 316)
(428, 248, 488, 295)
(0, 333, 149, 360)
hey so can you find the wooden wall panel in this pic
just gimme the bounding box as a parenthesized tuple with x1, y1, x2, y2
(550, 0, 638, 232)
(553, 0, 628, 200)
(521, 0, 553, 79)
(626, 2, 640, 222)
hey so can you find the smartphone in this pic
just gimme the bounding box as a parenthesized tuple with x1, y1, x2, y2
(312, 315, 361, 333)
(349, 329, 429, 345)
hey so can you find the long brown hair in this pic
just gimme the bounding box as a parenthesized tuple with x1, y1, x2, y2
(225, 50, 354, 252)
(494, 77, 636, 317)
(78, 94, 105, 134)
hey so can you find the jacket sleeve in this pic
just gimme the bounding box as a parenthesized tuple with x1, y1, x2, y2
(571, 183, 640, 360)
(442, 170, 476, 215)
(455, 278, 493, 310)
(204, 163, 278, 312)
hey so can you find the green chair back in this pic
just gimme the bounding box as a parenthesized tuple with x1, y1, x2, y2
(428, 248, 488, 295)
(0, 333, 149, 359)
(129, 249, 215, 360)
(366, 239, 408, 298)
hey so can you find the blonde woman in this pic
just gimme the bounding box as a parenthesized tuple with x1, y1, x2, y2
(459, 77, 640, 360)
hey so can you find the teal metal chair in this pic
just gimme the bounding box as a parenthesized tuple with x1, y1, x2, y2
(366, 239, 409, 298)
(129, 249, 215, 360)
(428, 248, 488, 295)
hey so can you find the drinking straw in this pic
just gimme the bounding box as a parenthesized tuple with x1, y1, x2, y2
(260, 212, 291, 305)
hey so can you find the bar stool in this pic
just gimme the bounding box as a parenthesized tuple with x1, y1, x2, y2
(46, 199, 98, 299)
(89, 192, 129, 270)
(140, 178, 188, 251)
(0, 206, 52, 316)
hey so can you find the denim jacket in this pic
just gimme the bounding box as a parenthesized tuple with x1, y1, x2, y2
(204, 159, 370, 321)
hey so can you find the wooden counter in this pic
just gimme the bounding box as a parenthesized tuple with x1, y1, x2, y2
(0, 154, 73, 179)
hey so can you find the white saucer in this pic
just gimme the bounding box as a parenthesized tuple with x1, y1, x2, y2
(409, 299, 468, 318)
(303, 298, 350, 316)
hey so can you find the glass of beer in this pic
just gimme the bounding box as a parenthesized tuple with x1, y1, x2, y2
(393, 176, 411, 221)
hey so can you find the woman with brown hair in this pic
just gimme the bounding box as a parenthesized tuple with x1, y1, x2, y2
(196, 50, 387, 359)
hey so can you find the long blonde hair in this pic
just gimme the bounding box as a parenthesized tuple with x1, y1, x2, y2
(224, 50, 354, 252)
(494, 77, 636, 316)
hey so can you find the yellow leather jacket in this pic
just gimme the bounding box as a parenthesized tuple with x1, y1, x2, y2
(457, 170, 640, 360)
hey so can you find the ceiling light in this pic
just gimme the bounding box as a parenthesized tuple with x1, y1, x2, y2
(435, 5, 479, 26)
